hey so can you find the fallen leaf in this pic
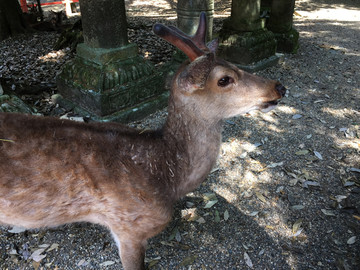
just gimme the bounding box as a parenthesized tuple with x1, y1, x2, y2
(313, 151, 323, 160)
(46, 243, 59, 252)
(214, 210, 220, 222)
(292, 114, 303, 119)
(244, 252, 253, 268)
(255, 191, 267, 203)
(349, 167, 360, 173)
(196, 217, 206, 224)
(204, 200, 218, 209)
(8, 226, 26, 234)
(99, 261, 115, 266)
(224, 210, 229, 221)
(347, 236, 356, 245)
(30, 248, 46, 262)
(303, 181, 320, 188)
(179, 255, 198, 267)
(291, 205, 305, 210)
(344, 181, 355, 187)
(321, 209, 336, 216)
(295, 150, 309, 155)
(293, 228, 303, 237)
(292, 218, 303, 234)
(334, 195, 347, 202)
(249, 211, 259, 217)
(203, 192, 217, 201)
(147, 258, 160, 268)
(267, 161, 284, 168)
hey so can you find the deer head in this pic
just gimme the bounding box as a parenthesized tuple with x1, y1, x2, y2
(153, 12, 285, 123)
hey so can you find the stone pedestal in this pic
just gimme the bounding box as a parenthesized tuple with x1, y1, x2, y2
(219, 0, 279, 69)
(267, 0, 299, 53)
(56, 0, 167, 123)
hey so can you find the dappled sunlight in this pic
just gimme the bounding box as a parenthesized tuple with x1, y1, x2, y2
(127, 0, 175, 17)
(322, 106, 356, 120)
(274, 104, 298, 115)
(297, 7, 360, 21)
(38, 50, 67, 63)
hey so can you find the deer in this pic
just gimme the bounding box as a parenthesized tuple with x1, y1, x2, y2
(0, 13, 286, 270)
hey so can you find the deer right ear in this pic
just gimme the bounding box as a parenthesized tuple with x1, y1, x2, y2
(176, 54, 215, 94)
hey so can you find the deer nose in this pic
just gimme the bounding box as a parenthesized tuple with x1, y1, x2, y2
(275, 83, 286, 97)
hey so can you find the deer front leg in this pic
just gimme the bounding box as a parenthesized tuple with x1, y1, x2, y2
(119, 240, 146, 270)
(110, 228, 146, 270)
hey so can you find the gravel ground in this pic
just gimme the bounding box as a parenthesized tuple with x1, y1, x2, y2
(0, 0, 359, 269)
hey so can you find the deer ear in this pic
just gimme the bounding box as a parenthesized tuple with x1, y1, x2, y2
(207, 39, 219, 53)
(176, 54, 215, 93)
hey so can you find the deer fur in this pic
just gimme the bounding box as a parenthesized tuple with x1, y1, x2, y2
(0, 13, 285, 270)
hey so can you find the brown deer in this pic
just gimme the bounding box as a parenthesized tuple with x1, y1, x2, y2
(0, 13, 285, 270)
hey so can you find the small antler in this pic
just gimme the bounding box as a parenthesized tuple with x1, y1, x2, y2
(153, 12, 208, 61)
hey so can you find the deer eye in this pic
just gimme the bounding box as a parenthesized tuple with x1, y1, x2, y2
(217, 76, 234, 87)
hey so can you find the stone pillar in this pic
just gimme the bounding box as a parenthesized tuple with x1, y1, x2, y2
(267, 0, 299, 53)
(56, 0, 168, 122)
(219, 0, 278, 70)
(228, 0, 262, 31)
(177, 0, 214, 40)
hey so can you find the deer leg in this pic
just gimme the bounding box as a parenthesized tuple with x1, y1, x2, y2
(110, 228, 146, 270)
(119, 240, 146, 270)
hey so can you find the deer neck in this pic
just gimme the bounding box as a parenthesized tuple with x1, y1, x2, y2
(162, 98, 223, 200)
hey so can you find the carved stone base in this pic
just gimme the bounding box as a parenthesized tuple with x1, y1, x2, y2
(57, 43, 168, 121)
(218, 28, 277, 66)
(273, 28, 299, 54)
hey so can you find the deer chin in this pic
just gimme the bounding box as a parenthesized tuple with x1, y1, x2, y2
(259, 101, 279, 113)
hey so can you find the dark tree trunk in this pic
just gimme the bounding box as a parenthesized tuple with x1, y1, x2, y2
(0, 0, 27, 41)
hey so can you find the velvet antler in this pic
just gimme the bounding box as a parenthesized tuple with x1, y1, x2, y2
(153, 12, 208, 61)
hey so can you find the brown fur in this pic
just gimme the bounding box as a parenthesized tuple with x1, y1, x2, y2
(0, 16, 285, 269)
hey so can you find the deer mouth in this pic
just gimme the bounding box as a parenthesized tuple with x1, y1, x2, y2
(259, 100, 279, 113)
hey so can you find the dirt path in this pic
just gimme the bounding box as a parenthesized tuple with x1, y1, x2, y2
(0, 0, 359, 269)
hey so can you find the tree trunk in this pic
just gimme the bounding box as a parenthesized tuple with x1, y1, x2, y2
(0, 0, 27, 41)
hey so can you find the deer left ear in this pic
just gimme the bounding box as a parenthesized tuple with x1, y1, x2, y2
(176, 54, 215, 94)
(206, 39, 219, 53)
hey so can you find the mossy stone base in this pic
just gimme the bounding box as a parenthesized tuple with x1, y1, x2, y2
(218, 28, 277, 65)
(57, 44, 168, 120)
(273, 28, 299, 54)
(0, 95, 34, 114)
(52, 91, 169, 123)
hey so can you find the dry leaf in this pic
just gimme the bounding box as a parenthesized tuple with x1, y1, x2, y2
(30, 248, 46, 263)
(204, 200, 218, 209)
(314, 151, 323, 160)
(347, 236, 356, 245)
(244, 252, 253, 268)
(349, 167, 360, 173)
(321, 209, 336, 216)
(224, 210, 229, 221)
(179, 254, 198, 267)
(46, 243, 59, 252)
(255, 191, 267, 203)
(291, 205, 305, 210)
(196, 217, 206, 224)
(8, 226, 26, 234)
(99, 261, 115, 266)
(292, 218, 303, 234)
(267, 161, 284, 168)
(303, 181, 320, 188)
(249, 211, 259, 217)
(203, 192, 217, 201)
(295, 150, 309, 155)
(292, 114, 303, 119)
(214, 210, 220, 222)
